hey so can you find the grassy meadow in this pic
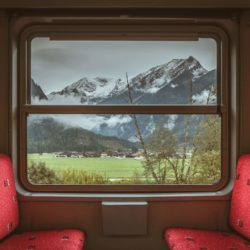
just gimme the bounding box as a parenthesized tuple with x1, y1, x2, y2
(27, 152, 220, 185)
(28, 153, 144, 180)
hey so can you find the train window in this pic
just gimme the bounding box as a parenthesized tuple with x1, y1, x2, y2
(19, 24, 229, 192)
(30, 38, 217, 106)
(27, 114, 221, 186)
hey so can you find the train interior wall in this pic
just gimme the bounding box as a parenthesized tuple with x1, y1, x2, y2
(0, 8, 250, 250)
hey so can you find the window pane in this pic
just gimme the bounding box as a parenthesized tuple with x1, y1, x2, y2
(31, 38, 217, 105)
(27, 114, 221, 185)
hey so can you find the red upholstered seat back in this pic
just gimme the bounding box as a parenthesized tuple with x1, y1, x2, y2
(230, 154, 250, 239)
(0, 154, 19, 240)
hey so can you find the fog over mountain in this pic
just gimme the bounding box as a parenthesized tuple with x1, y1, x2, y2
(30, 56, 217, 143)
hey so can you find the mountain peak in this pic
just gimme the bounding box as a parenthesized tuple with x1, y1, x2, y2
(184, 56, 207, 79)
(69, 77, 96, 93)
(185, 56, 202, 67)
(31, 79, 48, 101)
(130, 56, 208, 94)
(186, 55, 196, 62)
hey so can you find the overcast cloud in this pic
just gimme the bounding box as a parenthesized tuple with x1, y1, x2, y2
(31, 38, 217, 94)
(29, 114, 132, 131)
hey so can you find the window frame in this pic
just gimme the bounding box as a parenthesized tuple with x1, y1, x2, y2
(17, 21, 229, 193)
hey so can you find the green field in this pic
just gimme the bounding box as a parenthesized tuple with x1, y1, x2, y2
(28, 153, 144, 179)
(27, 153, 220, 185)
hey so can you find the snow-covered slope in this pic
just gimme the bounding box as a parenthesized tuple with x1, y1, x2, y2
(46, 77, 127, 104)
(131, 56, 208, 94)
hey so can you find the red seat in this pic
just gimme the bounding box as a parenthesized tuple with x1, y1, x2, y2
(165, 228, 250, 250)
(0, 230, 84, 250)
(164, 155, 250, 249)
(0, 154, 85, 250)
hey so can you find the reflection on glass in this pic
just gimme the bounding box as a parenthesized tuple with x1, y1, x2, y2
(27, 114, 221, 185)
(31, 38, 217, 105)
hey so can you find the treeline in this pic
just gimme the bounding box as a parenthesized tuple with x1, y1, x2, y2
(27, 117, 137, 154)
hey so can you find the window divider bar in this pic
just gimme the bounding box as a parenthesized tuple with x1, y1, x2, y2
(21, 105, 220, 114)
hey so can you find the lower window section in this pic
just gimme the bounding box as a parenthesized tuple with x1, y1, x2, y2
(27, 114, 221, 185)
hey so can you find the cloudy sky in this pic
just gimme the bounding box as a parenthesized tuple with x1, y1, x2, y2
(31, 38, 217, 94)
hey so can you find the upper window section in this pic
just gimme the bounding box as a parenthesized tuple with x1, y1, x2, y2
(30, 38, 217, 105)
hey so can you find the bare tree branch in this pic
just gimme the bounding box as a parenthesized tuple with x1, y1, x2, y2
(126, 72, 159, 183)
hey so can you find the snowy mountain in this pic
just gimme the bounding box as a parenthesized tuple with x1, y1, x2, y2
(46, 77, 127, 104)
(131, 56, 208, 93)
(31, 56, 217, 142)
(32, 56, 214, 105)
(101, 56, 215, 105)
